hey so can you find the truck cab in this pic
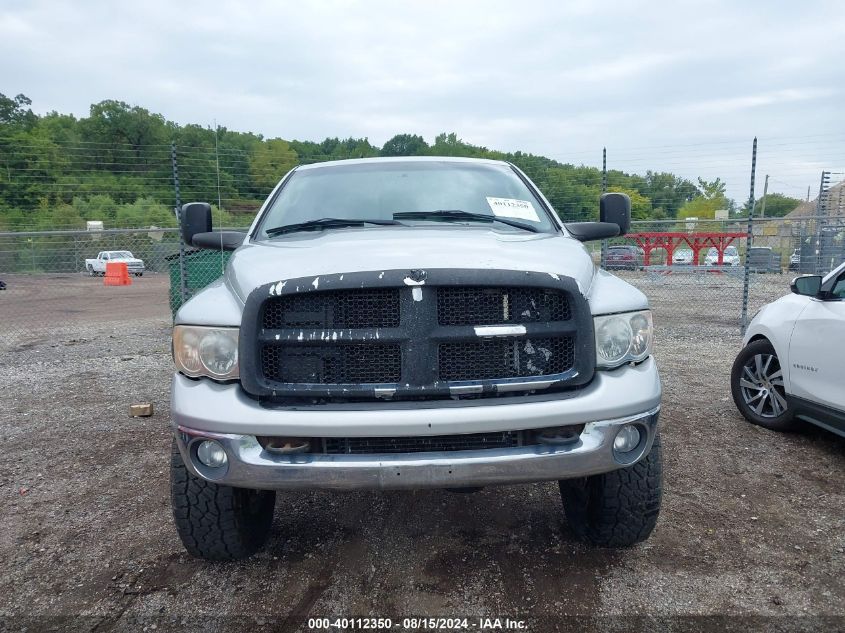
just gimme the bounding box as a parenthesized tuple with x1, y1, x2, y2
(169, 157, 662, 560)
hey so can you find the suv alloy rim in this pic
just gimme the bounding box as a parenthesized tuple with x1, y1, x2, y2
(739, 353, 787, 418)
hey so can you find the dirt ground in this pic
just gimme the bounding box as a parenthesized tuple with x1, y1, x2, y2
(0, 272, 843, 632)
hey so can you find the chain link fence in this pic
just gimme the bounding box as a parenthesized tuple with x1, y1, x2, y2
(2, 137, 844, 352)
(0, 226, 252, 349)
(3, 215, 843, 350)
(589, 215, 845, 338)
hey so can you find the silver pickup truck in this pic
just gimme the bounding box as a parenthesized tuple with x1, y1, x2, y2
(170, 157, 662, 560)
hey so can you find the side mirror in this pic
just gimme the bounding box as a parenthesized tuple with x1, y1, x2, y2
(180, 202, 212, 246)
(600, 193, 631, 235)
(564, 222, 621, 242)
(791, 275, 822, 297)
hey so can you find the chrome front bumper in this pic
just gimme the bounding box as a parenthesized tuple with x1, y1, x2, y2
(174, 406, 660, 491)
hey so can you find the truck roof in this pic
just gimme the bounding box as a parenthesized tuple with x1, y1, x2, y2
(295, 156, 510, 172)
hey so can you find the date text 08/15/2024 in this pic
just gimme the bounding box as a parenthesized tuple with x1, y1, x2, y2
(307, 617, 528, 630)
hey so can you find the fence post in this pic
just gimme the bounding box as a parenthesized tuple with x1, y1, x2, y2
(740, 137, 757, 334)
(171, 142, 188, 307)
(600, 147, 608, 269)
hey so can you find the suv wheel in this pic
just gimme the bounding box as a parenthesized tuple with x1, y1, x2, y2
(730, 339, 798, 431)
(170, 440, 276, 560)
(559, 432, 662, 547)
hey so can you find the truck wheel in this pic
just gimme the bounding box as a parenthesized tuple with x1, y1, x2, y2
(559, 432, 662, 547)
(87, 265, 95, 276)
(170, 440, 276, 560)
(730, 339, 798, 432)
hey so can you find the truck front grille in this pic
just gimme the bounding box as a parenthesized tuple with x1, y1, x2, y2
(262, 343, 401, 384)
(263, 289, 400, 329)
(438, 336, 574, 381)
(437, 287, 570, 325)
(242, 270, 593, 401)
(323, 431, 523, 454)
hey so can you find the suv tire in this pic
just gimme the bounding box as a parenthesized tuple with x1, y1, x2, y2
(730, 339, 799, 432)
(559, 432, 662, 547)
(170, 440, 276, 560)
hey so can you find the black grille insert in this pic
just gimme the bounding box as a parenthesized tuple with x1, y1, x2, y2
(437, 287, 570, 325)
(263, 289, 400, 329)
(262, 344, 401, 384)
(438, 336, 574, 381)
(323, 431, 523, 454)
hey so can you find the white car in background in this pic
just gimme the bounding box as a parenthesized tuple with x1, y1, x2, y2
(730, 261, 845, 437)
(704, 245, 740, 266)
(672, 249, 694, 265)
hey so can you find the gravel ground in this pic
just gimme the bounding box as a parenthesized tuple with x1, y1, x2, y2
(0, 272, 843, 632)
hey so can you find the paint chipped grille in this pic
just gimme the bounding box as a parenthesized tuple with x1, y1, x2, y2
(262, 289, 400, 329)
(322, 431, 524, 454)
(244, 272, 592, 401)
(262, 343, 401, 384)
(438, 336, 574, 381)
(437, 287, 570, 325)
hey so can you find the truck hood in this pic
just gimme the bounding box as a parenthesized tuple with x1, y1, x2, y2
(225, 226, 595, 302)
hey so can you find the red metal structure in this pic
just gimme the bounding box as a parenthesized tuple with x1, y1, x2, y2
(627, 232, 746, 266)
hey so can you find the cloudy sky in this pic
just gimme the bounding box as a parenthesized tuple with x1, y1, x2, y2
(2, 0, 843, 203)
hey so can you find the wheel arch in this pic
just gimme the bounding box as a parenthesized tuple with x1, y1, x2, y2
(740, 329, 793, 395)
(747, 333, 770, 345)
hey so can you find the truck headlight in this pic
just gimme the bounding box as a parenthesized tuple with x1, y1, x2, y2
(594, 310, 652, 369)
(173, 326, 239, 380)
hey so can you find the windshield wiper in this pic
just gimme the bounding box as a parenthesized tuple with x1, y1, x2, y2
(265, 217, 401, 237)
(392, 210, 539, 233)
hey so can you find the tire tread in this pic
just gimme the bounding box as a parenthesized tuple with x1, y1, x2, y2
(560, 432, 662, 547)
(170, 440, 275, 561)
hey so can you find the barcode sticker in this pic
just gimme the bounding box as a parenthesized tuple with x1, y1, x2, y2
(486, 197, 540, 222)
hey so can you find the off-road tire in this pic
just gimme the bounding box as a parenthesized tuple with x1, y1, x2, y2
(170, 440, 276, 560)
(730, 339, 799, 432)
(559, 432, 662, 547)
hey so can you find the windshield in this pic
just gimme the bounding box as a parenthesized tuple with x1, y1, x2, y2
(109, 251, 132, 258)
(256, 160, 558, 238)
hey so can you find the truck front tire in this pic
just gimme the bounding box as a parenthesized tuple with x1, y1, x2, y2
(559, 432, 662, 547)
(170, 440, 276, 560)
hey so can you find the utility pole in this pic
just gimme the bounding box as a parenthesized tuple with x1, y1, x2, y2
(759, 174, 769, 218)
(816, 171, 831, 215)
(740, 137, 757, 334)
(214, 119, 223, 212)
(600, 147, 608, 270)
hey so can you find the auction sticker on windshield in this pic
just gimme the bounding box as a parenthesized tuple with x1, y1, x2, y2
(486, 197, 540, 222)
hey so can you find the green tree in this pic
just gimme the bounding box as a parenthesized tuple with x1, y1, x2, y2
(754, 193, 802, 218)
(249, 138, 298, 192)
(0, 93, 37, 129)
(381, 133, 429, 156)
(79, 100, 172, 156)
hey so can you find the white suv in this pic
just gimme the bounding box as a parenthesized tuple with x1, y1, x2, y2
(704, 245, 740, 266)
(731, 261, 845, 436)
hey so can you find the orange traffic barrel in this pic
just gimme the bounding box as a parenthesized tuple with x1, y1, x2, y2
(104, 261, 131, 286)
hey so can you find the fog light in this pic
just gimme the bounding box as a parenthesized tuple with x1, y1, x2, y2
(613, 424, 641, 453)
(197, 440, 228, 468)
